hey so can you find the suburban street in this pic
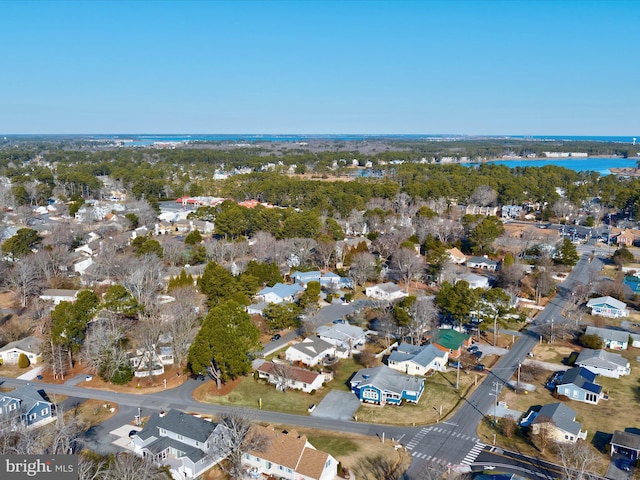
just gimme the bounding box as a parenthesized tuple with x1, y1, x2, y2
(0, 252, 607, 479)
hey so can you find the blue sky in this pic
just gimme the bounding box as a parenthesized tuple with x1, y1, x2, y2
(1, 0, 638, 135)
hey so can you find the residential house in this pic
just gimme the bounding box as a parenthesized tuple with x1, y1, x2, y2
(584, 326, 630, 350)
(433, 329, 472, 359)
(319, 272, 353, 289)
(132, 410, 228, 480)
(464, 205, 499, 217)
(242, 425, 338, 480)
(586, 296, 629, 319)
(291, 270, 321, 288)
(0, 385, 54, 429)
(255, 360, 328, 393)
(39, 289, 80, 305)
(446, 247, 467, 265)
(457, 273, 490, 289)
(73, 256, 94, 275)
(575, 348, 631, 379)
(530, 403, 587, 443)
(610, 430, 640, 461)
(502, 205, 523, 219)
(246, 302, 268, 316)
(350, 365, 425, 405)
(255, 283, 304, 305)
(285, 336, 336, 367)
(555, 367, 604, 404)
(0, 336, 42, 365)
(316, 324, 367, 354)
(130, 346, 175, 378)
(365, 282, 407, 301)
(467, 256, 499, 271)
(613, 228, 640, 247)
(387, 343, 448, 376)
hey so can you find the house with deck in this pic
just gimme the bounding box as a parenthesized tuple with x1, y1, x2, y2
(387, 343, 448, 376)
(530, 403, 587, 443)
(586, 296, 629, 318)
(555, 367, 604, 404)
(132, 410, 228, 480)
(575, 348, 631, 379)
(242, 425, 338, 480)
(350, 365, 424, 405)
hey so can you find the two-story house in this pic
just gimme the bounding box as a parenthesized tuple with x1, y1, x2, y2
(132, 410, 228, 480)
(0, 385, 54, 429)
(243, 425, 338, 480)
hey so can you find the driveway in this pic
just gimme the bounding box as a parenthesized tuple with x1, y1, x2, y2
(311, 390, 360, 421)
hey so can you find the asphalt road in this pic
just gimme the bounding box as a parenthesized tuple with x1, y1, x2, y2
(0, 252, 606, 479)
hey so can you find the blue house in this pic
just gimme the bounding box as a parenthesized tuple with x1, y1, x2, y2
(350, 365, 424, 405)
(586, 296, 629, 318)
(291, 271, 321, 287)
(555, 367, 604, 405)
(0, 385, 54, 428)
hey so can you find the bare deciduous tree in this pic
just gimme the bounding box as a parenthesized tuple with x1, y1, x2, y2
(82, 316, 131, 382)
(424, 217, 463, 245)
(165, 287, 201, 368)
(353, 453, 408, 480)
(314, 237, 336, 271)
(393, 247, 424, 293)
(553, 199, 576, 221)
(6, 258, 42, 308)
(102, 453, 164, 480)
(556, 441, 599, 480)
(250, 231, 278, 264)
(469, 185, 498, 207)
(408, 295, 438, 344)
(270, 362, 297, 392)
(118, 253, 164, 305)
(350, 252, 376, 287)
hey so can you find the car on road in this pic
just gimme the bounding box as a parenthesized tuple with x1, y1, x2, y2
(270, 334, 281, 341)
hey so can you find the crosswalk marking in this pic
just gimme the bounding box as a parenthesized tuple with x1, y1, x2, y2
(461, 442, 487, 465)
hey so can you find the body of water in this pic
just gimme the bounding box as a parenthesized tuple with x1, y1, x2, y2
(482, 157, 638, 175)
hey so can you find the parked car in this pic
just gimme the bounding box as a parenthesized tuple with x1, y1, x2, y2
(474, 364, 485, 371)
(467, 345, 479, 353)
(332, 319, 346, 324)
(271, 333, 281, 341)
(449, 361, 462, 369)
(618, 458, 631, 472)
(473, 351, 483, 360)
(307, 404, 316, 413)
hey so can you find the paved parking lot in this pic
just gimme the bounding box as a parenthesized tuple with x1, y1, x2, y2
(311, 390, 360, 421)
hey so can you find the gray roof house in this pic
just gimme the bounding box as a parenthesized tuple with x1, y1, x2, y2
(350, 365, 424, 405)
(0, 336, 42, 365)
(556, 367, 604, 405)
(387, 343, 448, 376)
(0, 385, 54, 429)
(586, 296, 629, 318)
(285, 336, 336, 367)
(530, 403, 587, 443)
(575, 348, 631, 379)
(584, 326, 630, 350)
(611, 430, 640, 461)
(132, 410, 228, 479)
(316, 324, 367, 354)
(467, 256, 499, 271)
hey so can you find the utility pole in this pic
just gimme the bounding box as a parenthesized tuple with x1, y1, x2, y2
(456, 360, 460, 389)
(490, 381, 501, 424)
(493, 313, 498, 347)
(517, 363, 521, 394)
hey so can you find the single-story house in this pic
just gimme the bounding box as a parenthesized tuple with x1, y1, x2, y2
(319, 272, 353, 289)
(255, 283, 304, 304)
(530, 403, 587, 443)
(316, 324, 367, 352)
(467, 256, 499, 272)
(350, 365, 425, 405)
(584, 326, 630, 350)
(39, 289, 80, 305)
(130, 346, 175, 378)
(365, 283, 407, 301)
(243, 425, 338, 480)
(285, 336, 336, 367)
(132, 410, 228, 480)
(457, 273, 490, 290)
(0, 385, 54, 429)
(246, 302, 269, 315)
(291, 270, 321, 287)
(255, 360, 328, 393)
(0, 336, 42, 365)
(556, 367, 604, 404)
(446, 247, 467, 265)
(387, 343, 448, 376)
(575, 348, 631, 378)
(586, 296, 629, 318)
(611, 430, 640, 460)
(433, 328, 472, 358)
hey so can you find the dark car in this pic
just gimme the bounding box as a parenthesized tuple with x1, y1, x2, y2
(473, 350, 483, 359)
(618, 459, 632, 472)
(128, 430, 138, 438)
(467, 345, 479, 353)
(473, 364, 485, 371)
(449, 361, 462, 369)
(271, 334, 281, 341)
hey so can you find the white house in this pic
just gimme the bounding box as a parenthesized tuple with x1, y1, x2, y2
(467, 256, 499, 271)
(243, 425, 338, 480)
(530, 403, 587, 443)
(446, 247, 467, 265)
(255, 360, 328, 393)
(132, 410, 228, 479)
(0, 336, 42, 365)
(584, 326, 630, 350)
(39, 289, 80, 305)
(365, 283, 407, 301)
(387, 343, 448, 376)
(575, 348, 631, 379)
(255, 283, 304, 304)
(586, 296, 629, 318)
(130, 347, 175, 378)
(285, 336, 336, 367)
(457, 273, 490, 290)
(316, 324, 367, 353)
